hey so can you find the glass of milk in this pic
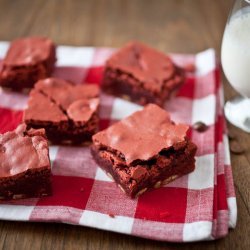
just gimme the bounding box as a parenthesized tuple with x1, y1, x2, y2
(221, 0, 250, 132)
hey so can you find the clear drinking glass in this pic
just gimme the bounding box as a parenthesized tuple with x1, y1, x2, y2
(221, 0, 250, 132)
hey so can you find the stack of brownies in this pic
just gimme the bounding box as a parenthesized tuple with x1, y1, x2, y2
(0, 37, 197, 200)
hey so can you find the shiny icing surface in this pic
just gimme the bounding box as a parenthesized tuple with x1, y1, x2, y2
(93, 104, 189, 164)
(107, 41, 175, 92)
(68, 98, 99, 122)
(3, 37, 54, 66)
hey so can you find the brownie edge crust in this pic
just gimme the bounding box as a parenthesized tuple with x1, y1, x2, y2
(91, 139, 197, 198)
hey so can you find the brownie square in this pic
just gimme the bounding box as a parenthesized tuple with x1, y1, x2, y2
(23, 78, 100, 144)
(0, 37, 56, 90)
(102, 41, 185, 107)
(0, 124, 52, 200)
(92, 104, 197, 198)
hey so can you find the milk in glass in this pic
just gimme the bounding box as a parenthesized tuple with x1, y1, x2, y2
(221, 8, 250, 97)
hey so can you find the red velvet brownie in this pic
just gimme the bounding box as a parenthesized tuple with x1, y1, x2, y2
(0, 124, 52, 200)
(0, 37, 56, 90)
(23, 78, 100, 144)
(102, 41, 185, 107)
(92, 104, 197, 198)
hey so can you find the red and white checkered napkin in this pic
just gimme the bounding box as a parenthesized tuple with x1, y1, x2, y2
(0, 42, 237, 242)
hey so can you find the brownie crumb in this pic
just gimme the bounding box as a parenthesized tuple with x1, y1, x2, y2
(230, 141, 244, 154)
(108, 213, 115, 218)
(184, 63, 196, 73)
(228, 130, 237, 140)
(193, 121, 208, 132)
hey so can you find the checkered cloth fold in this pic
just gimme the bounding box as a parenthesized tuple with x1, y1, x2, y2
(0, 42, 237, 242)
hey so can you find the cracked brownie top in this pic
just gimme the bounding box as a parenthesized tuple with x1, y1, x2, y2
(23, 77, 99, 124)
(92, 104, 189, 164)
